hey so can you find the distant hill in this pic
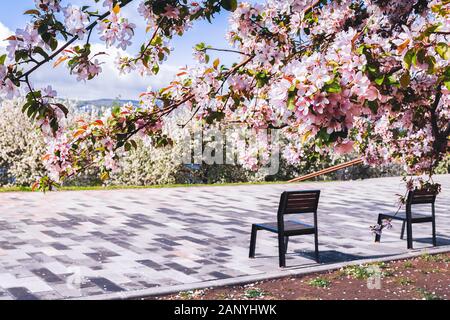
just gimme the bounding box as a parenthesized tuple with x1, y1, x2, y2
(75, 99, 139, 109)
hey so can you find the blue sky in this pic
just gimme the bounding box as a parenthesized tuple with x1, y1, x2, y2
(0, 1, 237, 100)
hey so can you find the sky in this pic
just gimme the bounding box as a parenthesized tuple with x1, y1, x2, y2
(0, 1, 237, 100)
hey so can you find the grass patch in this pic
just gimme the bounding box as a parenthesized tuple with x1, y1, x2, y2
(340, 264, 378, 280)
(403, 261, 414, 269)
(0, 177, 344, 193)
(417, 288, 442, 300)
(381, 269, 395, 277)
(397, 277, 414, 286)
(0, 180, 298, 193)
(0, 186, 34, 192)
(308, 277, 331, 288)
(215, 293, 230, 300)
(374, 262, 395, 277)
(243, 288, 266, 298)
(177, 291, 195, 299)
(420, 253, 445, 263)
(177, 290, 205, 299)
(420, 267, 440, 274)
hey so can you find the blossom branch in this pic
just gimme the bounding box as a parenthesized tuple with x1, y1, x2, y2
(15, 0, 135, 82)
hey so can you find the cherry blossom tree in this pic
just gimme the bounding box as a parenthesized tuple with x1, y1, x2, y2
(0, 0, 448, 196)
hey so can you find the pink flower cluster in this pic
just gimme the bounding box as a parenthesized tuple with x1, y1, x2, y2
(42, 134, 74, 182)
(0, 65, 19, 99)
(74, 58, 102, 82)
(63, 5, 90, 39)
(98, 12, 136, 50)
(6, 24, 44, 61)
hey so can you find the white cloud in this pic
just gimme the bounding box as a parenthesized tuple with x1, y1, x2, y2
(0, 21, 12, 50)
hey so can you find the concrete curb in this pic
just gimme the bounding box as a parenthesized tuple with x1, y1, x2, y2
(69, 245, 450, 300)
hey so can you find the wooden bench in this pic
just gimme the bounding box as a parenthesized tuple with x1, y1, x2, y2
(249, 190, 320, 267)
(375, 189, 437, 249)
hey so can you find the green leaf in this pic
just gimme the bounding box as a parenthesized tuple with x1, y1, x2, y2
(444, 80, 450, 91)
(14, 49, 28, 62)
(415, 48, 426, 65)
(436, 42, 450, 60)
(400, 72, 410, 88)
(112, 105, 121, 116)
(443, 66, 450, 78)
(287, 94, 295, 110)
(374, 75, 385, 86)
(53, 103, 69, 117)
(367, 100, 378, 114)
(48, 37, 58, 51)
(33, 47, 49, 59)
(100, 171, 110, 181)
(130, 139, 138, 149)
(27, 103, 37, 118)
(22, 101, 31, 113)
(386, 75, 399, 87)
(366, 65, 378, 75)
(356, 44, 365, 55)
(152, 63, 160, 74)
(194, 42, 206, 51)
(0, 54, 6, 65)
(38, 23, 48, 35)
(421, 24, 441, 38)
(316, 128, 330, 143)
(323, 78, 341, 93)
(404, 49, 415, 69)
(151, 1, 167, 15)
(24, 9, 40, 15)
(221, 0, 237, 11)
(425, 55, 436, 74)
(50, 117, 59, 132)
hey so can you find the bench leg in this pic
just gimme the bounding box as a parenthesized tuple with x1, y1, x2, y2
(284, 236, 289, 254)
(278, 234, 286, 268)
(375, 215, 383, 242)
(249, 225, 258, 258)
(314, 229, 320, 263)
(400, 221, 405, 240)
(406, 220, 413, 249)
(432, 217, 437, 247)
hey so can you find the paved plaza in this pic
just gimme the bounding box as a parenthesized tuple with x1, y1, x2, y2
(0, 175, 448, 299)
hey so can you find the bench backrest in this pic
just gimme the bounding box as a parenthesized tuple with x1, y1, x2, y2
(406, 189, 437, 215)
(278, 190, 321, 215)
(407, 189, 436, 205)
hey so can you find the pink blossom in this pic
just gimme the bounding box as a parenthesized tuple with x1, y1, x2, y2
(161, 5, 180, 19)
(308, 67, 331, 89)
(63, 5, 89, 39)
(0, 78, 20, 99)
(333, 140, 354, 155)
(43, 85, 57, 98)
(98, 12, 136, 50)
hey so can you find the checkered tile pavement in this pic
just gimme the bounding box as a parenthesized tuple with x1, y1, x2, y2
(0, 175, 448, 299)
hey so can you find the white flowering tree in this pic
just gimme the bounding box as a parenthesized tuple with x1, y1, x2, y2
(0, 99, 47, 185)
(0, 0, 448, 200)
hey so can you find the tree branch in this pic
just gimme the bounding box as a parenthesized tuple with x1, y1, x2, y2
(117, 55, 255, 145)
(203, 47, 251, 56)
(429, 84, 448, 157)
